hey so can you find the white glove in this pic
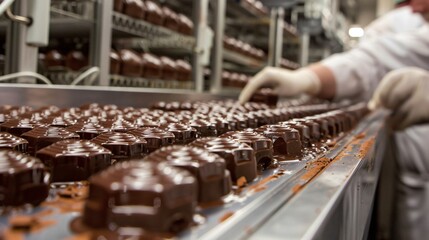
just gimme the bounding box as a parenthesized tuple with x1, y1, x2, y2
(368, 67, 429, 130)
(238, 67, 321, 104)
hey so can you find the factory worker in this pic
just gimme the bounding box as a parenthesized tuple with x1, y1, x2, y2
(239, 1, 429, 239)
(239, 0, 429, 130)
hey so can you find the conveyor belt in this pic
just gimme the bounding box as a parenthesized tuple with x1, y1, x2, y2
(0, 85, 383, 239)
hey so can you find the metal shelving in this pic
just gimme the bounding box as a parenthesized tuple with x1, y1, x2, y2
(211, 0, 300, 92)
(111, 12, 192, 40)
(109, 4, 203, 91)
(2, 0, 300, 93)
(48, 1, 95, 37)
(223, 49, 265, 69)
(114, 36, 195, 55)
(226, 0, 269, 19)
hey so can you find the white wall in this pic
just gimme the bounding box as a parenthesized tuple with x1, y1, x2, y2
(377, 0, 395, 17)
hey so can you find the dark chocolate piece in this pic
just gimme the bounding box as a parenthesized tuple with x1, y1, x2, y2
(162, 123, 197, 144)
(281, 121, 311, 148)
(66, 121, 111, 140)
(21, 127, 80, 156)
(0, 132, 28, 153)
(91, 132, 147, 161)
(40, 116, 77, 128)
(189, 137, 257, 182)
(146, 145, 232, 202)
(100, 117, 137, 133)
(162, 6, 179, 31)
(123, 0, 146, 19)
(44, 50, 65, 69)
(110, 49, 121, 75)
(145, 0, 164, 25)
(160, 56, 178, 80)
(255, 125, 302, 159)
(128, 127, 175, 153)
(177, 14, 193, 35)
(221, 130, 274, 170)
(113, 0, 124, 12)
(0, 150, 50, 206)
(0, 118, 45, 136)
(65, 50, 88, 71)
(36, 140, 112, 182)
(185, 119, 217, 137)
(141, 53, 162, 79)
(249, 88, 279, 106)
(119, 49, 143, 77)
(175, 59, 191, 81)
(83, 161, 197, 233)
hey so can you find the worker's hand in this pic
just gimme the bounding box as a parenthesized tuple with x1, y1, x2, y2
(238, 67, 321, 104)
(368, 67, 429, 130)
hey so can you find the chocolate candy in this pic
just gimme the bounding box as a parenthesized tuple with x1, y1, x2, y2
(44, 50, 64, 69)
(177, 14, 193, 35)
(100, 117, 137, 133)
(40, 116, 77, 128)
(109, 49, 121, 75)
(221, 131, 274, 170)
(0, 150, 50, 206)
(185, 119, 217, 137)
(249, 88, 279, 106)
(65, 50, 88, 71)
(91, 132, 147, 161)
(162, 123, 197, 144)
(83, 161, 197, 233)
(21, 127, 80, 156)
(141, 53, 162, 79)
(190, 137, 257, 182)
(255, 125, 301, 159)
(145, 0, 164, 25)
(162, 6, 179, 31)
(36, 140, 112, 182)
(66, 121, 111, 140)
(0, 132, 28, 153)
(123, 0, 146, 19)
(281, 121, 311, 148)
(119, 49, 143, 78)
(113, 0, 124, 12)
(0, 118, 45, 136)
(146, 145, 232, 202)
(128, 127, 175, 153)
(175, 59, 191, 81)
(160, 56, 178, 80)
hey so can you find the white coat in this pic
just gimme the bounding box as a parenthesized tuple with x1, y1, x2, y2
(321, 6, 429, 101)
(362, 6, 425, 42)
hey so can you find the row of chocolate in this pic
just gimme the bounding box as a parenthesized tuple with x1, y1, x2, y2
(0, 100, 367, 234)
(241, 0, 269, 16)
(39, 47, 192, 82)
(110, 49, 192, 81)
(114, 0, 193, 36)
(280, 58, 301, 70)
(222, 71, 252, 88)
(223, 36, 266, 61)
(41, 49, 89, 72)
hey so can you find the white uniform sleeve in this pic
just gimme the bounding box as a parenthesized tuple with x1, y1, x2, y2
(362, 6, 424, 43)
(321, 25, 429, 101)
